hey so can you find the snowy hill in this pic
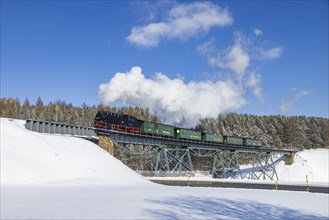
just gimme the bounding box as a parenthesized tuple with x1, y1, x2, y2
(1, 118, 148, 186)
(1, 117, 328, 219)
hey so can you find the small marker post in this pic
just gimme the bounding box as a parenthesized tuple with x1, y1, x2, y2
(306, 174, 309, 192)
(188, 173, 190, 187)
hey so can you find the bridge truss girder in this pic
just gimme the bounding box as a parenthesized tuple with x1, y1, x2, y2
(212, 151, 242, 179)
(111, 141, 281, 180)
(155, 146, 193, 173)
(250, 153, 279, 180)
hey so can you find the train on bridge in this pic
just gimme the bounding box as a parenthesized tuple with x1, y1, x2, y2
(94, 111, 263, 148)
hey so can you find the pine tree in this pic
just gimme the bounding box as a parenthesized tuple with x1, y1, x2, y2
(319, 119, 329, 147)
(283, 117, 299, 148)
(35, 96, 44, 120)
(21, 98, 31, 119)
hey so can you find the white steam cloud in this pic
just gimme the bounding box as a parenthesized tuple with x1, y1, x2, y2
(99, 66, 246, 127)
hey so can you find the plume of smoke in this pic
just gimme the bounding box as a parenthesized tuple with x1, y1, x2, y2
(99, 66, 246, 127)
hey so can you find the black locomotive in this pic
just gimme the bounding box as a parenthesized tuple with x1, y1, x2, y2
(94, 111, 142, 134)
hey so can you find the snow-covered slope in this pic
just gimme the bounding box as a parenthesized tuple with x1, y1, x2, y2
(1, 118, 149, 186)
(276, 149, 329, 183)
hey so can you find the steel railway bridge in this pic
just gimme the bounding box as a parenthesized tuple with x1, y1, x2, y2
(25, 119, 297, 180)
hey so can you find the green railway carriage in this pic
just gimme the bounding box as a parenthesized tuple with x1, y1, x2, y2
(202, 133, 224, 143)
(244, 138, 262, 147)
(157, 123, 175, 137)
(177, 128, 202, 140)
(141, 121, 175, 137)
(141, 121, 156, 134)
(225, 136, 243, 145)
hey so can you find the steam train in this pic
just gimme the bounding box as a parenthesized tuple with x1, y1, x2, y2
(94, 111, 263, 147)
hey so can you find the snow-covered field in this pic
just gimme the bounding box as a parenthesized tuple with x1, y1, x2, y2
(1, 118, 328, 219)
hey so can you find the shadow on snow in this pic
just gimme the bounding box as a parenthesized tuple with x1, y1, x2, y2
(144, 196, 326, 220)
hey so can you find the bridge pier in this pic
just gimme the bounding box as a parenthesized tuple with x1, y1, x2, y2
(212, 151, 242, 179)
(98, 136, 115, 155)
(249, 153, 279, 180)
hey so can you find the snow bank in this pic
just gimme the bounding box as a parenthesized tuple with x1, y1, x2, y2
(276, 149, 329, 183)
(0, 118, 149, 186)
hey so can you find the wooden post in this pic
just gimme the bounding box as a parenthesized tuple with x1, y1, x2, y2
(306, 175, 309, 192)
(188, 172, 190, 187)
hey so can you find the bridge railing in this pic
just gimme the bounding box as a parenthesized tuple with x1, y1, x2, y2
(25, 119, 97, 139)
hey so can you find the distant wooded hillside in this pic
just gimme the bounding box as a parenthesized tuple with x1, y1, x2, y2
(1, 97, 328, 149)
(197, 113, 329, 149)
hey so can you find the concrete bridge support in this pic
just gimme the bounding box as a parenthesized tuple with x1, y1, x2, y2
(98, 136, 115, 156)
(285, 152, 295, 165)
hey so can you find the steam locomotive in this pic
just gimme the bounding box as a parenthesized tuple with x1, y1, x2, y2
(94, 111, 262, 147)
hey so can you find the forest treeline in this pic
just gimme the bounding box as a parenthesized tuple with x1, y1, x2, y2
(0, 97, 156, 126)
(1, 97, 328, 149)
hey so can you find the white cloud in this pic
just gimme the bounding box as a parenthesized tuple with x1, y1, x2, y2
(199, 30, 284, 81)
(258, 47, 283, 60)
(246, 72, 264, 102)
(198, 34, 250, 80)
(223, 43, 250, 79)
(198, 31, 284, 104)
(133, 1, 175, 22)
(295, 89, 310, 99)
(254, 28, 263, 36)
(99, 66, 246, 127)
(127, 2, 233, 47)
(279, 101, 293, 113)
(279, 89, 310, 113)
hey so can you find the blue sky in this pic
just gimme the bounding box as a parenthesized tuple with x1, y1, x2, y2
(1, 1, 328, 120)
